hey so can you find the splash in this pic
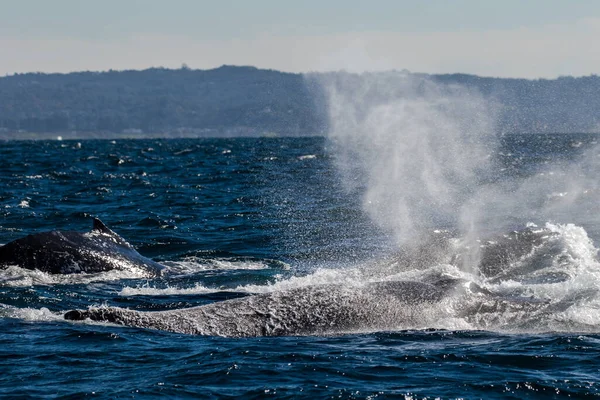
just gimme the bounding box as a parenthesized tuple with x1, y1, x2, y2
(318, 71, 498, 252)
(0, 304, 64, 322)
(462, 143, 600, 237)
(304, 71, 600, 333)
(316, 71, 600, 268)
(164, 256, 289, 275)
(0, 265, 155, 287)
(119, 282, 217, 296)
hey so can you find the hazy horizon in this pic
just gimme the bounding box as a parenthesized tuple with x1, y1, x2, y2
(3, 64, 599, 81)
(2, 0, 599, 79)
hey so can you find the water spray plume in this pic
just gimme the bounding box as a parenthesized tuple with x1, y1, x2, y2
(320, 71, 498, 254)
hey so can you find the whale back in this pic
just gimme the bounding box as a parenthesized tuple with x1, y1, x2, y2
(64, 277, 551, 337)
(89, 218, 135, 249)
(0, 218, 164, 275)
(64, 280, 457, 337)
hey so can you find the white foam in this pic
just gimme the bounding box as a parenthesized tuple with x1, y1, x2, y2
(265, 223, 600, 333)
(0, 305, 64, 322)
(0, 265, 155, 287)
(119, 282, 217, 296)
(0, 255, 288, 287)
(118, 266, 365, 297)
(163, 257, 288, 276)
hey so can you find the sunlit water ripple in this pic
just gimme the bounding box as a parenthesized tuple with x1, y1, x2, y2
(1, 135, 600, 398)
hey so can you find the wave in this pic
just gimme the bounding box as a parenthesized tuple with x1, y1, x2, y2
(0, 265, 155, 286)
(119, 282, 217, 296)
(0, 256, 289, 287)
(163, 256, 289, 275)
(0, 304, 64, 322)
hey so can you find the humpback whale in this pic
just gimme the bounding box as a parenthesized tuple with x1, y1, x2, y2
(64, 279, 469, 337)
(0, 218, 165, 276)
(60, 225, 556, 337)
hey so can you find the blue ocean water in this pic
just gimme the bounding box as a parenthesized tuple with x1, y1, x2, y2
(1, 135, 600, 398)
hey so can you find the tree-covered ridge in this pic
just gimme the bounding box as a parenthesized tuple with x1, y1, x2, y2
(1, 66, 599, 137)
(0, 65, 326, 137)
(432, 73, 600, 134)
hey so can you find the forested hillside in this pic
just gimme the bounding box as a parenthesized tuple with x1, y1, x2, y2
(0, 66, 326, 137)
(1, 65, 599, 138)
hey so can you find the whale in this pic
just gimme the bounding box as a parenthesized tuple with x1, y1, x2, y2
(60, 227, 556, 337)
(0, 218, 165, 276)
(63, 277, 538, 337)
(65, 280, 549, 337)
(64, 280, 453, 336)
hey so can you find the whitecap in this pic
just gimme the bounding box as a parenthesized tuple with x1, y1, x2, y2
(0, 265, 157, 287)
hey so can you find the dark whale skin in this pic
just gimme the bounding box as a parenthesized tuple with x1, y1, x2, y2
(0, 218, 164, 276)
(64, 280, 453, 337)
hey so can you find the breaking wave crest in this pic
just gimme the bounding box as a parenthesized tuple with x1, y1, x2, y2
(0, 265, 155, 287)
(163, 256, 289, 276)
(0, 304, 64, 322)
(0, 256, 288, 288)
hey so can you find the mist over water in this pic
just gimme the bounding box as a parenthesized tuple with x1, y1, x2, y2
(319, 72, 600, 275)
(311, 71, 600, 339)
(320, 72, 498, 251)
(468, 142, 600, 237)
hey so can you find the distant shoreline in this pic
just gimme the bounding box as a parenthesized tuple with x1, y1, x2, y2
(0, 130, 325, 141)
(2, 66, 600, 136)
(1, 132, 599, 142)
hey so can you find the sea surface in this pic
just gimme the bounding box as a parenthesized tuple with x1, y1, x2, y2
(2, 135, 600, 398)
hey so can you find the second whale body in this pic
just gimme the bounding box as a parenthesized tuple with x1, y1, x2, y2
(0, 218, 165, 276)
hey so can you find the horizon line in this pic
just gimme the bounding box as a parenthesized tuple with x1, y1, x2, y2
(3, 64, 599, 82)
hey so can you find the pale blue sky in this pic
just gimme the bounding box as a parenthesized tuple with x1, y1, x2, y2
(2, 0, 599, 77)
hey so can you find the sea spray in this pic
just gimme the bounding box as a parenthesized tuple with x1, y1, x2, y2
(317, 72, 498, 270)
(461, 138, 600, 240)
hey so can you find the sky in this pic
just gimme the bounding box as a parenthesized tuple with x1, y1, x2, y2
(1, 0, 599, 78)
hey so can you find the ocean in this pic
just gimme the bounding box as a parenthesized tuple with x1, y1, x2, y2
(2, 134, 600, 399)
